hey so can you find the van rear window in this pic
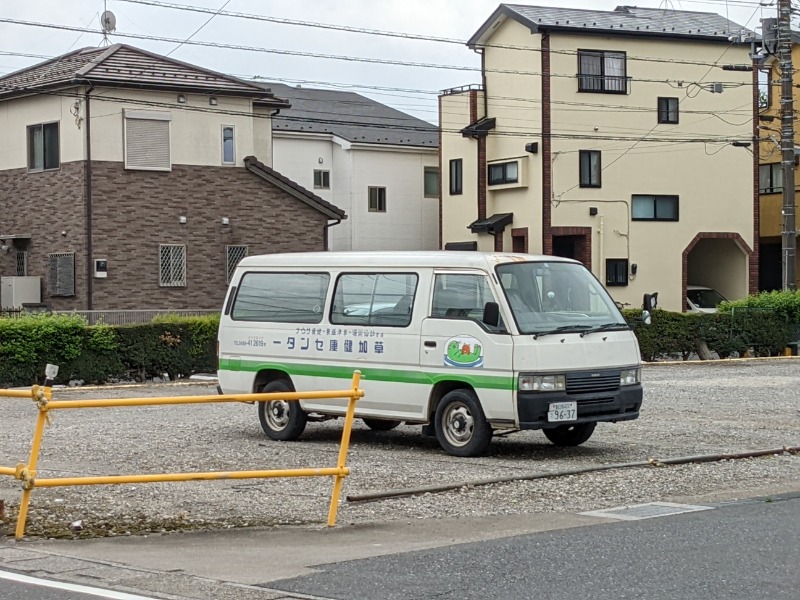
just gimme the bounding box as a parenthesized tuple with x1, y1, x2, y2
(231, 272, 329, 323)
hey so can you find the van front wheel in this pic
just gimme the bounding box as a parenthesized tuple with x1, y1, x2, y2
(543, 423, 595, 446)
(435, 390, 491, 457)
(257, 380, 307, 441)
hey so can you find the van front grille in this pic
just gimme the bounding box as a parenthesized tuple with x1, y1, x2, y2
(566, 370, 620, 394)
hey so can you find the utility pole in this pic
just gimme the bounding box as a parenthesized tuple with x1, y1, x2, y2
(779, 0, 797, 290)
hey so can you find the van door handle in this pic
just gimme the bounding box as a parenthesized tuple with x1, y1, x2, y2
(424, 340, 437, 348)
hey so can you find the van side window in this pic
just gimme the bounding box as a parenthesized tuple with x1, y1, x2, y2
(331, 273, 418, 327)
(231, 272, 329, 323)
(432, 274, 496, 325)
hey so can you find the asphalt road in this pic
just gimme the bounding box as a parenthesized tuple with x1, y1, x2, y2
(268, 493, 800, 600)
(0, 570, 157, 600)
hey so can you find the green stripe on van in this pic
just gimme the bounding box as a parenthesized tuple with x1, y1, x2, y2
(218, 358, 515, 391)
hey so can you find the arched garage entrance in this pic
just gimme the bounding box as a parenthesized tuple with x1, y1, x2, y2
(682, 233, 753, 311)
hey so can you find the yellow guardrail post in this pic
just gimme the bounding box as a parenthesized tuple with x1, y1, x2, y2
(327, 370, 361, 527)
(3, 365, 364, 539)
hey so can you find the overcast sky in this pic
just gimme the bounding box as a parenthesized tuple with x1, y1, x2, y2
(0, 0, 774, 123)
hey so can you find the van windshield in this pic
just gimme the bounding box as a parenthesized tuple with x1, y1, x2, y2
(687, 288, 726, 308)
(496, 261, 626, 335)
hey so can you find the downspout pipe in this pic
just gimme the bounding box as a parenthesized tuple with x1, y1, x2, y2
(476, 47, 488, 118)
(84, 83, 94, 310)
(323, 219, 342, 251)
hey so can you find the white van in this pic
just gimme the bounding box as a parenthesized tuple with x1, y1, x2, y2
(217, 252, 644, 457)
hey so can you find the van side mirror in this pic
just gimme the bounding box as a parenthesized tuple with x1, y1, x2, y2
(641, 310, 652, 326)
(483, 301, 500, 327)
(643, 292, 658, 312)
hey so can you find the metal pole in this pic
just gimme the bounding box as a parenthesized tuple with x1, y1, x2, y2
(779, 0, 797, 290)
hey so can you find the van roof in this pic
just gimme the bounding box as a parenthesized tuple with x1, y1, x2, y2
(237, 251, 579, 270)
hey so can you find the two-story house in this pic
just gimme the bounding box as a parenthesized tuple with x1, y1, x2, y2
(756, 31, 800, 291)
(440, 5, 757, 312)
(268, 83, 439, 251)
(0, 44, 345, 311)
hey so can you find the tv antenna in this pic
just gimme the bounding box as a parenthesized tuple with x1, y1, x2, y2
(100, 2, 116, 46)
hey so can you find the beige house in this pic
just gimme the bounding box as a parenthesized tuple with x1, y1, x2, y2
(440, 5, 757, 311)
(0, 44, 345, 311)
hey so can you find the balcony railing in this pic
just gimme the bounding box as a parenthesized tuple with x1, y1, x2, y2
(578, 74, 631, 94)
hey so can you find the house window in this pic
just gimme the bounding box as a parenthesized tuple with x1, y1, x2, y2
(27, 122, 60, 171)
(606, 259, 629, 286)
(16, 251, 27, 277)
(759, 163, 783, 194)
(449, 159, 463, 195)
(488, 161, 519, 186)
(424, 166, 439, 198)
(225, 245, 248, 284)
(314, 170, 330, 189)
(124, 109, 171, 171)
(578, 50, 627, 94)
(657, 97, 679, 124)
(48, 252, 75, 297)
(222, 126, 235, 164)
(159, 244, 186, 287)
(579, 150, 601, 188)
(368, 186, 386, 212)
(631, 195, 679, 221)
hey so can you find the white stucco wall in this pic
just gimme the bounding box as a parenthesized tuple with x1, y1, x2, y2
(273, 132, 439, 251)
(0, 92, 86, 170)
(0, 87, 269, 171)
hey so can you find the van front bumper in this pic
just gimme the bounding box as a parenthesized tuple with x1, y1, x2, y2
(516, 384, 642, 430)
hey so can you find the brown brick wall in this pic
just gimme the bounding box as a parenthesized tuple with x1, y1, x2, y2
(0, 162, 88, 310)
(1, 161, 329, 310)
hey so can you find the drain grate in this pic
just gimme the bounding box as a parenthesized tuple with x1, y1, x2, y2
(581, 501, 714, 521)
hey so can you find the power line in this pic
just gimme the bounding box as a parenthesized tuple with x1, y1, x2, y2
(0, 16, 758, 72)
(0, 81, 753, 145)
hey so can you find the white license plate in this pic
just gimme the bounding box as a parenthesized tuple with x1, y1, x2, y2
(547, 401, 577, 422)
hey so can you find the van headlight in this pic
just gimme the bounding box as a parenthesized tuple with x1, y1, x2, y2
(620, 368, 641, 386)
(519, 374, 565, 392)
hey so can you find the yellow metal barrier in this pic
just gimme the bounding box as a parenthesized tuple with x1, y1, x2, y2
(1, 370, 364, 539)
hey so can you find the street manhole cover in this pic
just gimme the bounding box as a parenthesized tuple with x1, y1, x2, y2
(580, 501, 714, 521)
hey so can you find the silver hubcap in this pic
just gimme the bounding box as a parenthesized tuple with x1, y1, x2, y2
(442, 402, 474, 447)
(266, 400, 290, 430)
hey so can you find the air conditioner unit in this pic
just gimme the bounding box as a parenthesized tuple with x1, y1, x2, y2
(1, 276, 42, 309)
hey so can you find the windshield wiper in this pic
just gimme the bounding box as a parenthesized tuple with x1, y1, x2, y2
(531, 325, 593, 339)
(580, 322, 631, 336)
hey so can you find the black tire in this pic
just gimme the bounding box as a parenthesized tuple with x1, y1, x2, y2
(362, 418, 401, 431)
(434, 389, 492, 457)
(543, 422, 596, 446)
(257, 379, 307, 441)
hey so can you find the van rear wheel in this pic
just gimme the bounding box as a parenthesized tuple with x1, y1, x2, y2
(257, 380, 307, 441)
(363, 418, 401, 431)
(435, 389, 491, 457)
(543, 423, 596, 446)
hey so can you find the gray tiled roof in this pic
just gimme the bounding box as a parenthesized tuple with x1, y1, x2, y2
(0, 44, 288, 104)
(469, 4, 754, 46)
(263, 83, 438, 148)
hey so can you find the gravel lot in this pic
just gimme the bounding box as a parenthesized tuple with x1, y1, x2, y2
(1, 359, 799, 539)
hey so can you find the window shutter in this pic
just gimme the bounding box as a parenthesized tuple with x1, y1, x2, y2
(48, 253, 75, 296)
(124, 110, 171, 171)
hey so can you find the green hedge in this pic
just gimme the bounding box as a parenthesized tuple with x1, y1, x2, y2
(622, 308, 792, 361)
(0, 314, 219, 387)
(0, 305, 795, 387)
